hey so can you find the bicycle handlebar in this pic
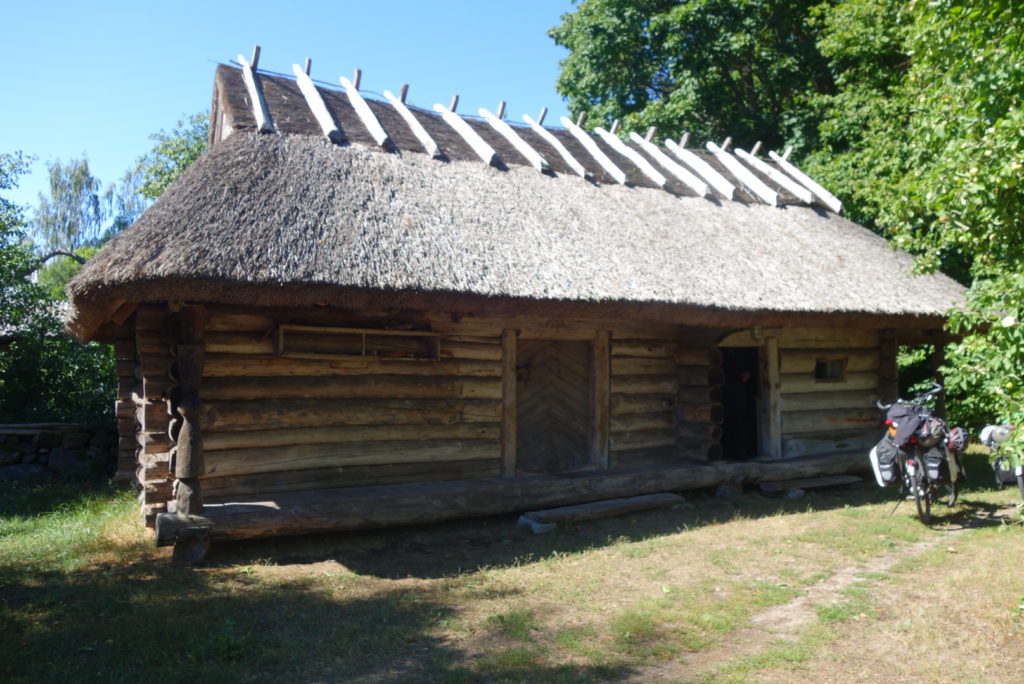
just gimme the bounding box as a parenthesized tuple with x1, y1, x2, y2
(875, 382, 943, 412)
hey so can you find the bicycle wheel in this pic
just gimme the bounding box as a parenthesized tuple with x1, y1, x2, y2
(913, 471, 932, 524)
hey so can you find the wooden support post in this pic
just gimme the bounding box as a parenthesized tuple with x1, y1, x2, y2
(501, 329, 517, 477)
(172, 306, 207, 517)
(762, 337, 782, 460)
(592, 330, 610, 469)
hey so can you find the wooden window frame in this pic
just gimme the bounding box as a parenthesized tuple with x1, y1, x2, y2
(275, 324, 441, 361)
(813, 356, 848, 383)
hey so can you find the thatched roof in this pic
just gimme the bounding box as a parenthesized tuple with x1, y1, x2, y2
(66, 63, 965, 339)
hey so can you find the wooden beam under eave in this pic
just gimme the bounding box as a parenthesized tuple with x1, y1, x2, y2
(383, 89, 442, 159)
(479, 108, 549, 173)
(340, 76, 391, 148)
(560, 116, 627, 184)
(434, 103, 497, 165)
(236, 54, 274, 134)
(291, 65, 343, 143)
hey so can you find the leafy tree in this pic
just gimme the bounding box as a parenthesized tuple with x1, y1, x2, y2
(549, 0, 836, 152)
(136, 112, 209, 200)
(32, 157, 106, 252)
(1, 154, 114, 426)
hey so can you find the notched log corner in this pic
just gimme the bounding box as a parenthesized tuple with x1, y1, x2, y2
(155, 512, 214, 547)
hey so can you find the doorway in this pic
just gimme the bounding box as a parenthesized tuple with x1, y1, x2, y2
(721, 347, 760, 460)
(516, 339, 592, 473)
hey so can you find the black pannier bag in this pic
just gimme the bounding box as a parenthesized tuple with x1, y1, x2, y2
(993, 455, 1019, 485)
(871, 435, 900, 487)
(923, 445, 948, 483)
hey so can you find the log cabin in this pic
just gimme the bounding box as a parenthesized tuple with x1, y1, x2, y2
(65, 51, 965, 559)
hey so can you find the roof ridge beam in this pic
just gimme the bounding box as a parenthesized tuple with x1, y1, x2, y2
(522, 114, 587, 179)
(594, 128, 667, 188)
(433, 103, 496, 165)
(628, 132, 709, 197)
(706, 142, 778, 206)
(291, 64, 343, 143)
(479, 108, 549, 173)
(664, 139, 735, 200)
(560, 116, 626, 184)
(382, 87, 442, 159)
(768, 151, 843, 214)
(237, 52, 274, 134)
(735, 148, 813, 204)
(339, 76, 391, 149)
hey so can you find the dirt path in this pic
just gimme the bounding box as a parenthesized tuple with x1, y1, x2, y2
(619, 535, 948, 682)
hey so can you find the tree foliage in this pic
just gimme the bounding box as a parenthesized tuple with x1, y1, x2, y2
(31, 158, 105, 252)
(550, 0, 836, 153)
(135, 112, 209, 200)
(1, 154, 114, 426)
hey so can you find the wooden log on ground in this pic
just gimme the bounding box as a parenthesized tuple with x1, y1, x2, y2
(193, 451, 869, 540)
(523, 493, 684, 525)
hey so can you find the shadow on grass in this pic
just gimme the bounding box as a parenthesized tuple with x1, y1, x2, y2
(208, 477, 899, 580)
(0, 554, 628, 683)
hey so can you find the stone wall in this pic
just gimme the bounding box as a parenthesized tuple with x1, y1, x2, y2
(0, 424, 115, 482)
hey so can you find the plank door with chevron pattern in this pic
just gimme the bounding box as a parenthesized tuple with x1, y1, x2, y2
(516, 339, 593, 473)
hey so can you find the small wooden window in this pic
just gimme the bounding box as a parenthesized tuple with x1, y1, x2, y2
(276, 325, 440, 361)
(814, 357, 847, 382)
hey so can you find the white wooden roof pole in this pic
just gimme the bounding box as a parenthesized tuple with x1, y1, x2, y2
(593, 127, 668, 188)
(237, 47, 274, 134)
(340, 74, 391, 149)
(734, 148, 813, 204)
(479, 108, 549, 173)
(665, 139, 735, 200)
(291, 63, 343, 143)
(382, 86, 442, 159)
(628, 132, 709, 197)
(522, 114, 588, 178)
(768, 151, 843, 214)
(560, 116, 627, 184)
(434, 102, 497, 166)
(706, 142, 778, 206)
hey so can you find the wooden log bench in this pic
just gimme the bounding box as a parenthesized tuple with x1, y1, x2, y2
(518, 492, 685, 533)
(155, 451, 869, 558)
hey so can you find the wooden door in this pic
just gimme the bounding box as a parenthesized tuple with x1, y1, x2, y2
(516, 339, 592, 473)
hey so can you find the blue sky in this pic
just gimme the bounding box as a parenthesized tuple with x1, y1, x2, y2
(2, 0, 576, 214)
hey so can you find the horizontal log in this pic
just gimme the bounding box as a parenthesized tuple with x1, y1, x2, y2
(781, 431, 876, 459)
(141, 432, 172, 455)
(439, 340, 502, 361)
(677, 422, 723, 442)
(137, 400, 170, 433)
(113, 339, 136, 361)
(202, 354, 502, 378)
(140, 453, 171, 480)
(205, 331, 274, 355)
(780, 349, 879, 374)
(204, 423, 501, 450)
(678, 366, 725, 387)
(204, 439, 501, 477)
(424, 313, 676, 339)
(781, 390, 879, 412)
(201, 375, 502, 401)
(720, 327, 879, 349)
(524, 493, 684, 524)
(611, 357, 676, 376)
(203, 398, 502, 432)
(134, 304, 168, 332)
(140, 375, 169, 400)
(202, 459, 502, 499)
(117, 377, 135, 399)
(780, 371, 879, 395)
(117, 417, 135, 437)
(115, 399, 136, 419)
(678, 386, 723, 404)
(609, 428, 676, 452)
(610, 411, 676, 433)
(610, 445, 679, 468)
(190, 451, 869, 541)
(679, 403, 724, 424)
(610, 394, 677, 416)
(674, 347, 724, 366)
(782, 408, 881, 435)
(611, 375, 678, 395)
(611, 340, 676, 358)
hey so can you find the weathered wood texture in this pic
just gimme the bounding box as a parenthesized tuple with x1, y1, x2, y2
(111, 322, 137, 483)
(133, 305, 174, 526)
(676, 341, 724, 462)
(186, 451, 868, 542)
(610, 337, 681, 468)
(523, 492, 684, 524)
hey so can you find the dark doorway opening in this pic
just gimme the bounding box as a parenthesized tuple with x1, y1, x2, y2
(722, 347, 760, 460)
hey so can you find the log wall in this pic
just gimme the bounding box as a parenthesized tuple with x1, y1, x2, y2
(133, 305, 175, 526)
